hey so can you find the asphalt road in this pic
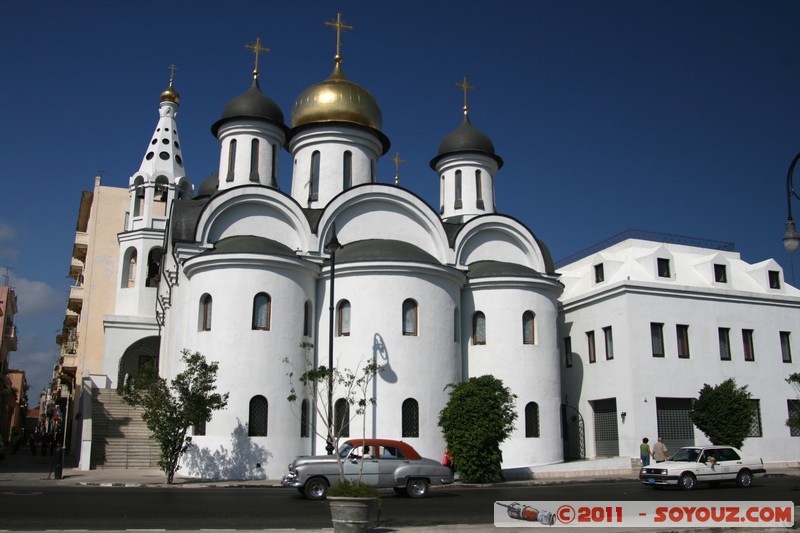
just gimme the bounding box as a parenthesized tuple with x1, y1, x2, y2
(1, 476, 797, 530)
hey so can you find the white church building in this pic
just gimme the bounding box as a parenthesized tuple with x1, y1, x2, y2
(67, 25, 799, 479)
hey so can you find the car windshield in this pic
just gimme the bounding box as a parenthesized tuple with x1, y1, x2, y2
(670, 448, 700, 462)
(338, 442, 355, 458)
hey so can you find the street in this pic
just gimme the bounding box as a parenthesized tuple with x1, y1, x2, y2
(1, 476, 797, 530)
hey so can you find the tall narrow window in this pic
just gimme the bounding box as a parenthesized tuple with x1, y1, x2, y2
(123, 248, 138, 288)
(252, 292, 271, 330)
(337, 300, 351, 337)
(719, 327, 731, 360)
(249, 139, 260, 182)
(402, 398, 419, 437)
(343, 151, 352, 189)
(747, 399, 762, 437)
(226, 139, 237, 182)
(781, 331, 792, 363)
(248, 396, 268, 436)
(402, 299, 418, 336)
(769, 270, 781, 289)
(603, 326, 614, 360)
(788, 400, 800, 437)
(714, 264, 727, 283)
(564, 336, 573, 368)
(587, 331, 596, 363)
(676, 325, 690, 359)
(594, 263, 605, 283)
(334, 398, 349, 437)
(743, 329, 755, 361)
(472, 311, 486, 345)
(271, 144, 278, 186)
(300, 399, 309, 438)
(475, 170, 484, 209)
(200, 294, 212, 331)
(146, 248, 162, 288)
(525, 402, 540, 438)
(651, 323, 664, 357)
(453, 307, 460, 342)
(454, 170, 462, 209)
(657, 258, 671, 278)
(309, 150, 320, 201)
(522, 311, 535, 344)
(303, 300, 312, 337)
(439, 176, 445, 214)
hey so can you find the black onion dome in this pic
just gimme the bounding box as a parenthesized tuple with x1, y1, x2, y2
(211, 77, 286, 137)
(430, 114, 503, 169)
(196, 173, 219, 198)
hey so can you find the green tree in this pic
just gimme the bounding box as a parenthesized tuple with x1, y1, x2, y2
(787, 373, 800, 434)
(118, 349, 229, 484)
(690, 378, 754, 449)
(438, 375, 517, 483)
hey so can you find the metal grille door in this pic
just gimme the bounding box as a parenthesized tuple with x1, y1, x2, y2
(592, 398, 619, 457)
(656, 397, 694, 453)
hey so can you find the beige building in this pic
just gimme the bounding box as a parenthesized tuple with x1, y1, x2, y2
(53, 176, 128, 453)
(0, 285, 19, 443)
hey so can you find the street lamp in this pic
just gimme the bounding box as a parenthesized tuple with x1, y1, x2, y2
(324, 224, 342, 455)
(783, 152, 800, 253)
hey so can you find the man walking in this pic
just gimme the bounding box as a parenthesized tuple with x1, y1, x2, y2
(652, 437, 669, 463)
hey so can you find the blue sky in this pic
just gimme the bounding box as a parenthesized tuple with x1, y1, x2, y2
(2, 1, 799, 398)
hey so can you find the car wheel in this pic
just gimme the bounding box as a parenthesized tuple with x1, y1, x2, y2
(678, 472, 696, 491)
(736, 470, 753, 488)
(393, 487, 407, 496)
(406, 478, 429, 498)
(304, 477, 329, 500)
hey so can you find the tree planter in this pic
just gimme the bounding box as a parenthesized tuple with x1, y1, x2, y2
(328, 496, 378, 533)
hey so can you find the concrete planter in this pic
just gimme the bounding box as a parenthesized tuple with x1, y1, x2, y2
(328, 496, 378, 533)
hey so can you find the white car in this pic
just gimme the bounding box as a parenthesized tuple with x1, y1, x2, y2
(639, 445, 766, 490)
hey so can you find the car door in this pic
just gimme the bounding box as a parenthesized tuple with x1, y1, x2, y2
(376, 445, 407, 486)
(713, 447, 741, 481)
(343, 455, 381, 486)
(695, 448, 721, 483)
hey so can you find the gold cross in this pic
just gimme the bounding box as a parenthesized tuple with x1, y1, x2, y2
(456, 76, 475, 114)
(245, 37, 270, 76)
(390, 152, 406, 185)
(324, 12, 353, 62)
(168, 64, 178, 83)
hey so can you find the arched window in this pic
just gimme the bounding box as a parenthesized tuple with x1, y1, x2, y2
(122, 248, 137, 288)
(300, 399, 309, 438)
(343, 151, 352, 189)
(248, 395, 268, 436)
(453, 307, 460, 342)
(249, 139, 260, 182)
(271, 143, 279, 187)
(454, 170, 462, 208)
(402, 299, 417, 336)
(402, 398, 419, 437)
(525, 402, 540, 438)
(303, 300, 312, 337)
(199, 294, 212, 331)
(146, 248, 162, 288)
(133, 176, 145, 217)
(309, 150, 320, 201)
(523, 311, 535, 344)
(334, 398, 349, 437)
(226, 139, 237, 182)
(475, 170, 484, 208)
(337, 300, 351, 337)
(472, 311, 486, 345)
(252, 292, 271, 330)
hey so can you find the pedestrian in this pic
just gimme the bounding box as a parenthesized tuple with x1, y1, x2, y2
(640, 437, 651, 466)
(652, 436, 668, 463)
(442, 446, 454, 472)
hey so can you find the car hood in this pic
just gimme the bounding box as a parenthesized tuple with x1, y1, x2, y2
(291, 454, 338, 466)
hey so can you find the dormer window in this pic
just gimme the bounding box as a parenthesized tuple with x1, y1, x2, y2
(714, 264, 727, 283)
(594, 263, 605, 283)
(769, 270, 781, 289)
(657, 258, 671, 278)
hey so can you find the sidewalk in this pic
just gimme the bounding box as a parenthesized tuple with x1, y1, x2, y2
(1, 445, 798, 532)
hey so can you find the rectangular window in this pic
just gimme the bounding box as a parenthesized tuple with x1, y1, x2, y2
(718, 327, 731, 361)
(249, 138, 260, 182)
(781, 331, 793, 363)
(743, 329, 755, 361)
(564, 336, 573, 368)
(475, 170, 484, 209)
(657, 258, 671, 278)
(789, 400, 800, 437)
(454, 170, 462, 209)
(603, 326, 614, 360)
(714, 264, 727, 283)
(651, 323, 665, 357)
(587, 331, 596, 364)
(594, 263, 605, 283)
(676, 324, 690, 359)
(747, 399, 762, 437)
(769, 270, 781, 289)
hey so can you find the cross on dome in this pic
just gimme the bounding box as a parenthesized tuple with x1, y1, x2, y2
(324, 12, 353, 63)
(245, 36, 270, 77)
(390, 152, 405, 185)
(456, 75, 475, 115)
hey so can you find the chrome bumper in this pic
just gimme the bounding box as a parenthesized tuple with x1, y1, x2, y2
(281, 474, 302, 488)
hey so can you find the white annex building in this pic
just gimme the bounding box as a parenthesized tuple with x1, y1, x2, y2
(67, 26, 800, 479)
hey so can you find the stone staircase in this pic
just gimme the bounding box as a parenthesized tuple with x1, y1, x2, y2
(91, 387, 161, 469)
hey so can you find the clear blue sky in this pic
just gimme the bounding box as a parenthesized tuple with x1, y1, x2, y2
(2, 1, 799, 399)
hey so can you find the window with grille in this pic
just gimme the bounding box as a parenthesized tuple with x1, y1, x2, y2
(300, 399, 309, 438)
(781, 331, 792, 363)
(193, 420, 206, 436)
(252, 292, 271, 330)
(248, 396, 268, 436)
(587, 331, 596, 363)
(719, 328, 731, 361)
(657, 258, 671, 278)
(714, 264, 727, 283)
(472, 311, 486, 345)
(199, 294, 212, 331)
(603, 326, 614, 360)
(677, 325, 690, 359)
(525, 402, 540, 438)
(788, 400, 800, 437)
(303, 301, 312, 337)
(402, 299, 418, 336)
(769, 270, 781, 289)
(743, 329, 755, 361)
(522, 311, 535, 344)
(651, 323, 664, 357)
(402, 398, 419, 437)
(564, 336, 573, 368)
(453, 307, 460, 342)
(334, 398, 349, 437)
(337, 300, 351, 336)
(747, 399, 762, 437)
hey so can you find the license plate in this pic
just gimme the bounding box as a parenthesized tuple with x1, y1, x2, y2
(647, 477, 655, 485)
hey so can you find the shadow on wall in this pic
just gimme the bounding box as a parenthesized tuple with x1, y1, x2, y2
(182, 421, 273, 480)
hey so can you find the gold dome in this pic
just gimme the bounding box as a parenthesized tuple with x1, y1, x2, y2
(160, 80, 180, 104)
(291, 62, 382, 131)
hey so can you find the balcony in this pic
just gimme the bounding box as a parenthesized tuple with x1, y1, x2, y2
(67, 285, 84, 314)
(4, 325, 18, 352)
(73, 231, 88, 263)
(69, 256, 85, 280)
(62, 353, 78, 373)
